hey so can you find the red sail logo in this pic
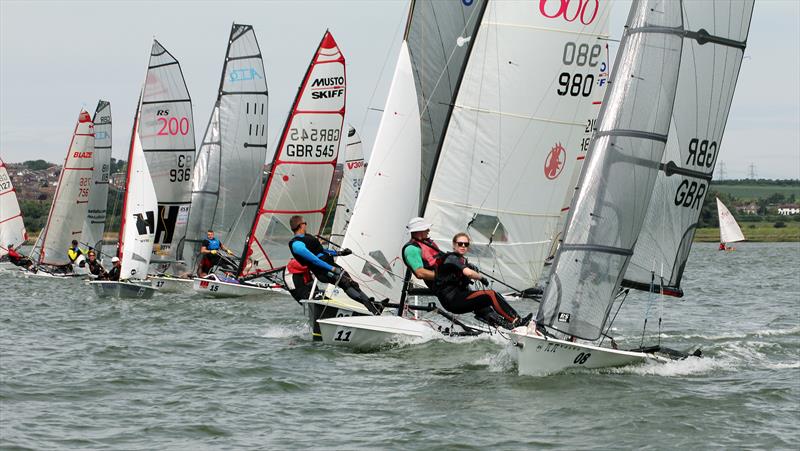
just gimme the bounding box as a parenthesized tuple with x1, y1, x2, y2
(544, 143, 566, 180)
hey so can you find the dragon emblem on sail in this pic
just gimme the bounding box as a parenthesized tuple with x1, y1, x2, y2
(544, 142, 566, 180)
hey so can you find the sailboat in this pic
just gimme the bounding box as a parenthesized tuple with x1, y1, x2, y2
(90, 93, 159, 299)
(511, 0, 754, 375)
(329, 125, 366, 247)
(152, 23, 269, 293)
(312, 0, 611, 346)
(0, 158, 28, 270)
(717, 197, 745, 251)
(193, 30, 347, 297)
(81, 100, 112, 255)
(27, 109, 95, 278)
(140, 40, 196, 276)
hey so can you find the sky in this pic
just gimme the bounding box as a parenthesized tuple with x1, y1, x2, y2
(1, 0, 798, 179)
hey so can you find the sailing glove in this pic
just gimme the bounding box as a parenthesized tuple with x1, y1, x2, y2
(480, 277, 490, 286)
(338, 248, 353, 256)
(327, 266, 343, 279)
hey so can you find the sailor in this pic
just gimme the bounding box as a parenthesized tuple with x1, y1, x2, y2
(434, 232, 532, 330)
(85, 250, 106, 277)
(5, 244, 33, 269)
(198, 230, 234, 277)
(67, 240, 84, 269)
(283, 258, 314, 303)
(287, 215, 382, 314)
(401, 217, 442, 289)
(105, 256, 121, 281)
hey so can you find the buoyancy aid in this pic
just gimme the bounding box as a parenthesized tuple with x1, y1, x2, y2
(434, 252, 471, 294)
(402, 238, 443, 288)
(67, 247, 83, 263)
(286, 258, 312, 284)
(288, 234, 330, 268)
(205, 238, 221, 251)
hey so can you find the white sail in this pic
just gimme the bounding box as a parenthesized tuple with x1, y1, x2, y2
(622, 0, 755, 294)
(717, 197, 745, 244)
(183, 24, 269, 271)
(421, 0, 610, 292)
(81, 100, 112, 252)
(330, 42, 421, 302)
(140, 40, 196, 267)
(37, 109, 95, 266)
(330, 125, 366, 247)
(538, 0, 753, 340)
(0, 159, 27, 254)
(119, 112, 158, 280)
(239, 30, 345, 278)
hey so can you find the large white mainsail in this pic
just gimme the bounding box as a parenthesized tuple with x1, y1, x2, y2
(140, 40, 196, 268)
(183, 24, 269, 272)
(621, 0, 755, 295)
(329, 125, 366, 247)
(330, 42, 421, 303)
(417, 0, 610, 292)
(238, 30, 346, 279)
(717, 197, 745, 244)
(119, 100, 158, 280)
(81, 100, 112, 253)
(0, 159, 27, 253)
(37, 110, 95, 266)
(538, 0, 754, 341)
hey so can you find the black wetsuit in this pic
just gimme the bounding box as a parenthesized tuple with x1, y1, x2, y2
(434, 253, 520, 325)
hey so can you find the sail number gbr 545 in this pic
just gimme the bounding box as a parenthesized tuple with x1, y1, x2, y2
(285, 127, 340, 160)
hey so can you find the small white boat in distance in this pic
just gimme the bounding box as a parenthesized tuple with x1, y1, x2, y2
(717, 197, 745, 251)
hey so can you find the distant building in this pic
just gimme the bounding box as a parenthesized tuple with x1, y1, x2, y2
(735, 203, 759, 215)
(777, 204, 800, 215)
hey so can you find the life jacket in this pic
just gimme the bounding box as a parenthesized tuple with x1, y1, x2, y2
(205, 238, 221, 251)
(434, 252, 471, 294)
(402, 238, 443, 271)
(286, 258, 312, 284)
(67, 247, 83, 263)
(288, 234, 329, 268)
(402, 238, 444, 288)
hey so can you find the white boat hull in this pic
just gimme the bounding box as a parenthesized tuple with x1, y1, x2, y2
(509, 329, 665, 376)
(90, 281, 157, 299)
(317, 315, 442, 350)
(149, 276, 194, 293)
(192, 278, 285, 298)
(303, 297, 372, 341)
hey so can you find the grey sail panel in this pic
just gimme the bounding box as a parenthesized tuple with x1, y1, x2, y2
(141, 40, 196, 267)
(183, 24, 268, 270)
(82, 100, 112, 253)
(623, 0, 755, 294)
(404, 0, 487, 205)
(537, 0, 684, 340)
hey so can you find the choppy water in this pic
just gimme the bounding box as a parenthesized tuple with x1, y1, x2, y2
(1, 243, 798, 449)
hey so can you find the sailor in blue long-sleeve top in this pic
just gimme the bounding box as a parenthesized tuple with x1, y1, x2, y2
(287, 215, 381, 315)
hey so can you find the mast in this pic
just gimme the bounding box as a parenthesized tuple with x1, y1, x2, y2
(237, 30, 346, 279)
(183, 23, 269, 271)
